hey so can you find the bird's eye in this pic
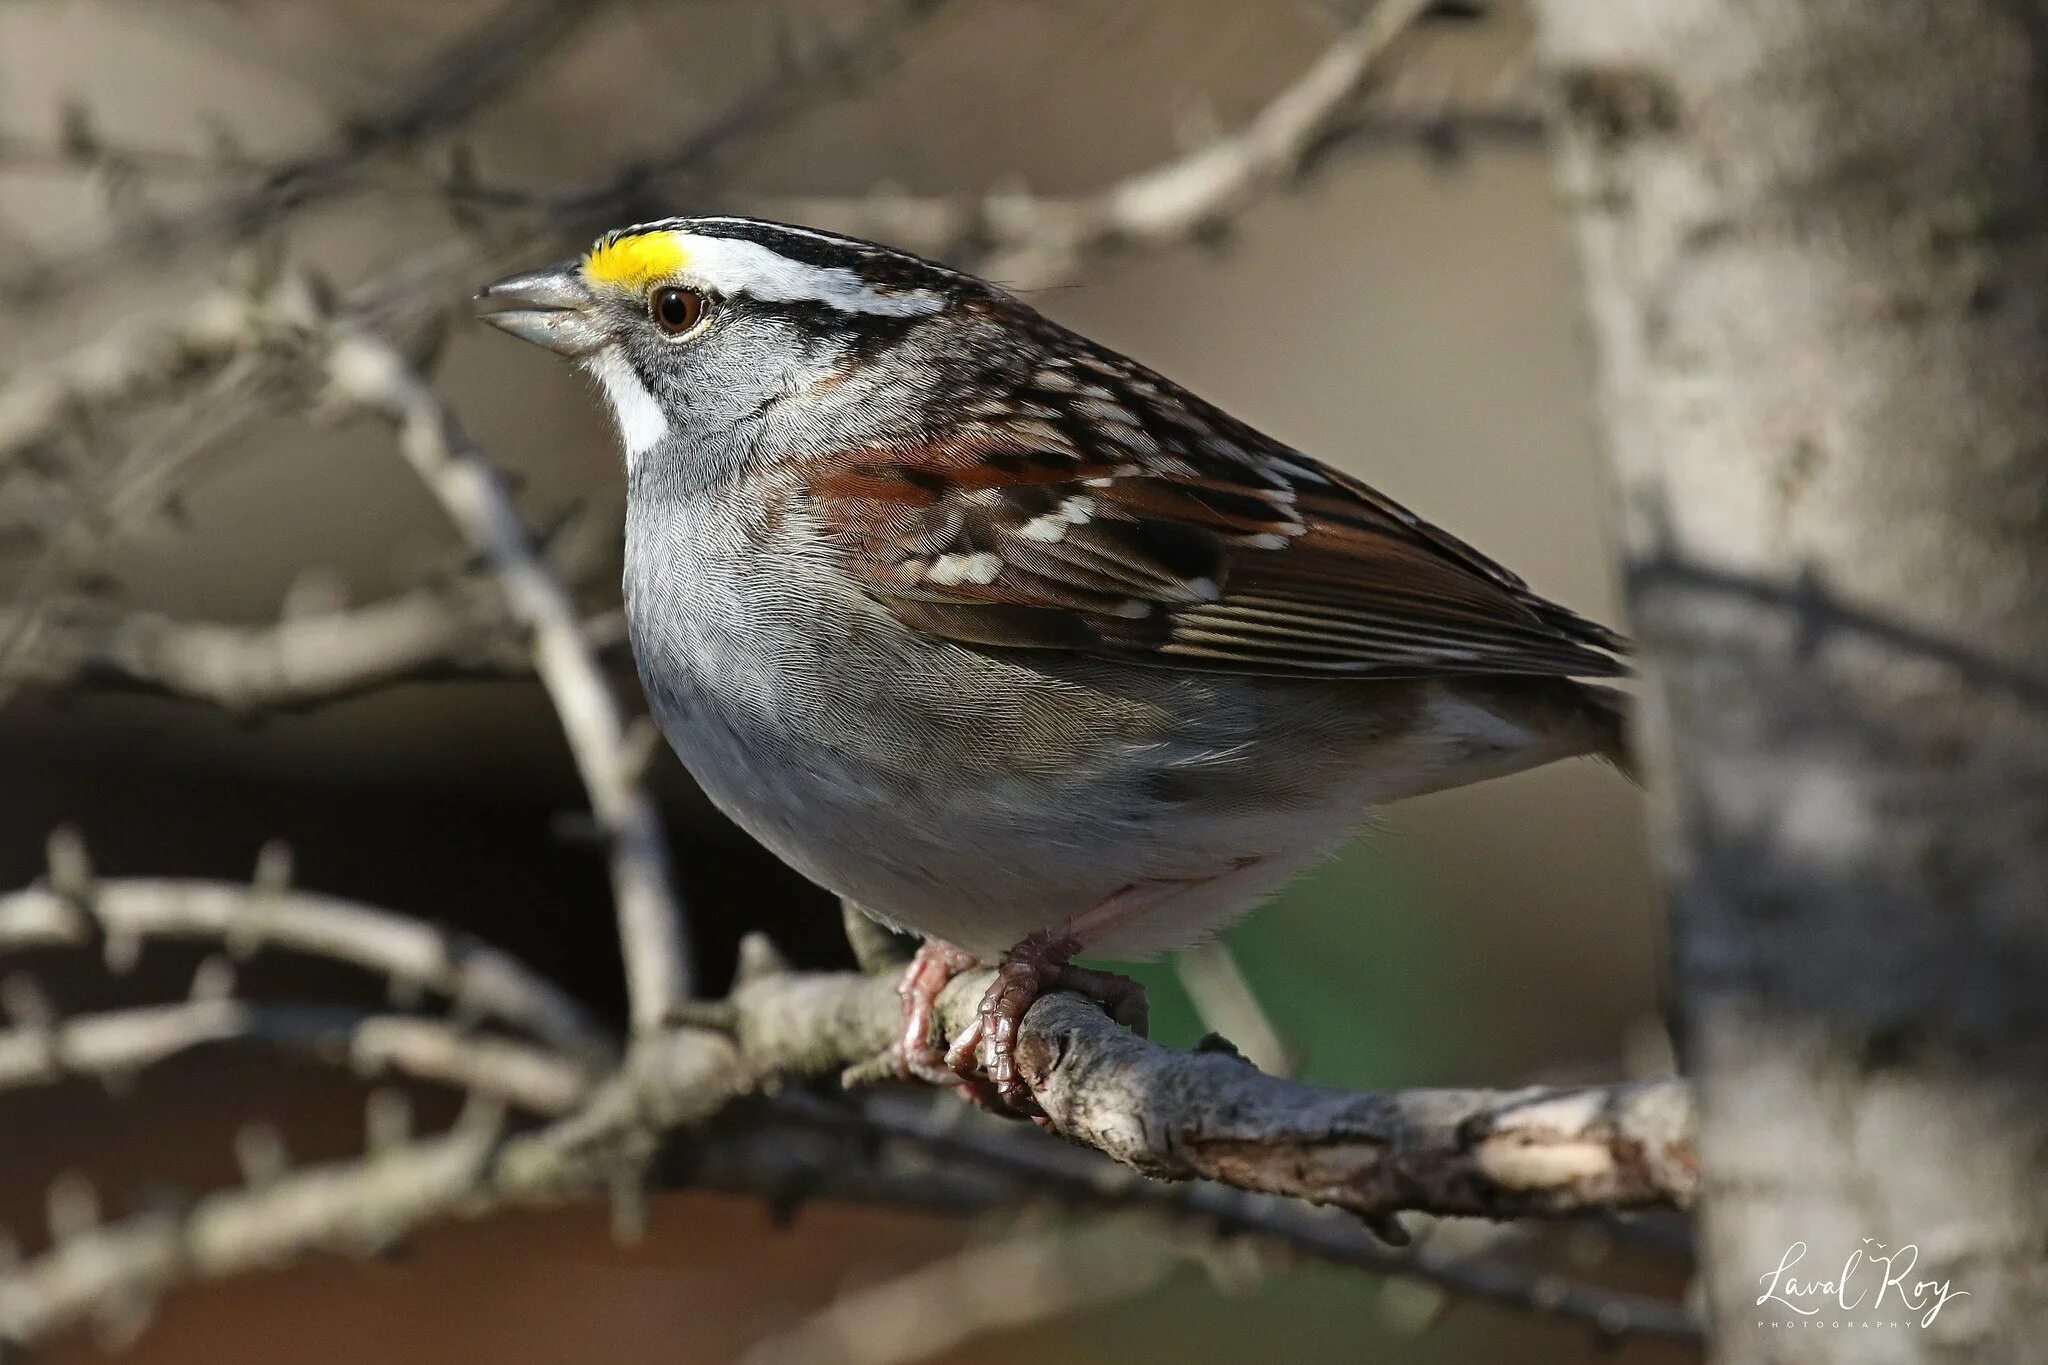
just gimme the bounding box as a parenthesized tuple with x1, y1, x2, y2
(649, 286, 708, 336)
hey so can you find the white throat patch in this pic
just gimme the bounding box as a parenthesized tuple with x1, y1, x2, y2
(586, 347, 669, 466)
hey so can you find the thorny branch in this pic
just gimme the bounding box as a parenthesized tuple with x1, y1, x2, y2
(0, 0, 619, 305)
(0, 998, 594, 1115)
(323, 325, 694, 1026)
(2, 582, 627, 712)
(767, 0, 1446, 288)
(0, 874, 609, 1059)
(0, 893, 1701, 1349)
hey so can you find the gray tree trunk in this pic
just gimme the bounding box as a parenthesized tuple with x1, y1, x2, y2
(1531, 3, 2048, 1361)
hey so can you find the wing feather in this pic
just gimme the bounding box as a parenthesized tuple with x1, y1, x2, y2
(801, 352, 1627, 681)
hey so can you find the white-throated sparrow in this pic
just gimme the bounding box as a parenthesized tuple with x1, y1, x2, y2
(478, 216, 1630, 1107)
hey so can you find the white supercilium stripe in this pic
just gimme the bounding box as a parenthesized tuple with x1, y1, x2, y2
(679, 237, 944, 317)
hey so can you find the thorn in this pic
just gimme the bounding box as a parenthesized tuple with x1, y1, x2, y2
(188, 954, 237, 1002)
(1366, 1213, 1412, 1247)
(46, 1170, 98, 1242)
(56, 101, 99, 161)
(233, 1122, 289, 1188)
(607, 1165, 648, 1244)
(202, 113, 246, 168)
(90, 1289, 157, 1354)
(1193, 1033, 1252, 1064)
(765, 1177, 811, 1231)
(732, 932, 791, 986)
(365, 1087, 413, 1153)
(157, 491, 192, 531)
(44, 826, 92, 901)
(251, 839, 293, 894)
(225, 240, 283, 300)
(0, 973, 55, 1030)
(280, 567, 349, 619)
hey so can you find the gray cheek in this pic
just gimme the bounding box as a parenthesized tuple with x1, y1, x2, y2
(637, 322, 846, 437)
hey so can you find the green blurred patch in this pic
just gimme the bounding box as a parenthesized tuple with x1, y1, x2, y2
(1051, 832, 1499, 1364)
(1102, 831, 1472, 1089)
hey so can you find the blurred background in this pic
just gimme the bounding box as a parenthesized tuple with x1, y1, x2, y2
(0, 1, 1677, 1360)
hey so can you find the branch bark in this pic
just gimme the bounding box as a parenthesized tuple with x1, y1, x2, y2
(1535, 0, 2048, 1357)
(0, 927, 1700, 1350)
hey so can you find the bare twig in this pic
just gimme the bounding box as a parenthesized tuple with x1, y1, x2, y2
(0, 999, 593, 1114)
(0, 877, 610, 1059)
(0, 0, 617, 304)
(763, 0, 1441, 288)
(736, 1216, 1178, 1365)
(1175, 940, 1293, 1076)
(4, 581, 627, 710)
(0, 938, 1698, 1351)
(0, 279, 321, 471)
(0, 1113, 510, 1347)
(323, 329, 692, 1026)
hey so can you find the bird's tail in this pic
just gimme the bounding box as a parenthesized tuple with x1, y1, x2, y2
(1570, 682, 1639, 784)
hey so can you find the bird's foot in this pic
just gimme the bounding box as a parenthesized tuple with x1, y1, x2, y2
(944, 930, 1149, 1112)
(890, 938, 980, 1087)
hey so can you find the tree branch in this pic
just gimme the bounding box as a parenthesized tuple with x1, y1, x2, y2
(763, 0, 1442, 288)
(0, 939, 1699, 1351)
(323, 327, 693, 1028)
(0, 877, 610, 1059)
(0, 999, 593, 1115)
(0, 0, 617, 305)
(707, 965, 1698, 1222)
(1, 584, 627, 711)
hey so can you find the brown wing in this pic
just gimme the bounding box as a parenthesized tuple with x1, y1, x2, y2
(804, 353, 1627, 681)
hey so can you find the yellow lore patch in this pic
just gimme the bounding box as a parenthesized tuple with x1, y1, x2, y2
(582, 231, 690, 289)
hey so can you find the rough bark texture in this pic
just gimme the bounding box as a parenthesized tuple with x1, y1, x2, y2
(1534, 3, 2048, 1361)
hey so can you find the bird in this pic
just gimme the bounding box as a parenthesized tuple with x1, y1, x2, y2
(477, 215, 1631, 1109)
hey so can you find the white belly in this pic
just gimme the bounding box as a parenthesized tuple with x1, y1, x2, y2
(624, 493, 1559, 959)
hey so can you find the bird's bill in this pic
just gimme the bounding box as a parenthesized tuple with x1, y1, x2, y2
(475, 264, 605, 356)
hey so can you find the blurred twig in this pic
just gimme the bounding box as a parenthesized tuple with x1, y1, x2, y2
(0, 873, 610, 1058)
(323, 323, 694, 1026)
(764, 0, 1442, 287)
(736, 1216, 1179, 1365)
(2, 582, 626, 711)
(0, 0, 620, 305)
(0, 925, 1700, 1350)
(0, 997, 594, 1114)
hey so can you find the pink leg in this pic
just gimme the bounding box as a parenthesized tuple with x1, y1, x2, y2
(945, 867, 1260, 1111)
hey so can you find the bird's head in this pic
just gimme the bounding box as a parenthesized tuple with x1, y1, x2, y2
(477, 216, 1009, 478)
